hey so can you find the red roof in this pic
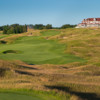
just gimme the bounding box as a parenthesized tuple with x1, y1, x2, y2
(87, 18, 94, 21)
(96, 18, 100, 21)
(85, 18, 100, 21)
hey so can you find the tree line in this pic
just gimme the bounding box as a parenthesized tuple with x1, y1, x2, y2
(0, 24, 76, 34)
(28, 24, 52, 30)
(0, 24, 27, 34)
(60, 24, 76, 29)
(28, 24, 76, 29)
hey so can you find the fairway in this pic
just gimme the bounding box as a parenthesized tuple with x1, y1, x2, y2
(0, 31, 84, 64)
(0, 93, 41, 100)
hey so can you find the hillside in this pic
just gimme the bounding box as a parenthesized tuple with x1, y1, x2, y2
(46, 28, 100, 66)
(0, 28, 100, 100)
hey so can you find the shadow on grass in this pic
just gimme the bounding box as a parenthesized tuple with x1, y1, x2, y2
(29, 64, 35, 65)
(15, 70, 34, 76)
(18, 65, 38, 70)
(0, 40, 7, 44)
(45, 85, 100, 100)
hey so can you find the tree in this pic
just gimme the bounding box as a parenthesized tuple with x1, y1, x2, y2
(3, 24, 27, 34)
(10, 27, 15, 33)
(23, 24, 27, 32)
(0, 26, 3, 31)
(45, 24, 52, 29)
(3, 25, 9, 34)
(34, 24, 45, 30)
(61, 24, 76, 29)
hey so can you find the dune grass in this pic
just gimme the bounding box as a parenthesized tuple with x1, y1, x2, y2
(47, 28, 100, 66)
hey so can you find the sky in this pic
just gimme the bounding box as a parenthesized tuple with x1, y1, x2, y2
(0, 0, 100, 27)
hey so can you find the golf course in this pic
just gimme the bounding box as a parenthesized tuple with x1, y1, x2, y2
(0, 30, 84, 65)
(1, 0, 100, 99)
(0, 29, 100, 100)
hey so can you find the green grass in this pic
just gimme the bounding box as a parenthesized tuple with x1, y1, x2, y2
(0, 35, 7, 39)
(0, 93, 41, 100)
(0, 34, 12, 39)
(2, 50, 22, 54)
(0, 35, 84, 64)
(0, 89, 70, 100)
(41, 30, 61, 36)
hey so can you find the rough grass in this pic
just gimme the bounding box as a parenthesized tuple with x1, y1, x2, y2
(0, 60, 70, 100)
(0, 31, 3, 34)
(47, 28, 100, 66)
(0, 60, 100, 100)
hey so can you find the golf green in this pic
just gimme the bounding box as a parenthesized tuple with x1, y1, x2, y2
(0, 36, 85, 64)
(0, 93, 41, 100)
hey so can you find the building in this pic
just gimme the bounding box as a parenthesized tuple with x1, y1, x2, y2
(76, 18, 100, 28)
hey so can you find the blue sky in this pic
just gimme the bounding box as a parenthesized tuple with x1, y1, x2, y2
(0, 0, 100, 27)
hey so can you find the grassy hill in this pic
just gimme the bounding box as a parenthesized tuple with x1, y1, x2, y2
(46, 28, 100, 66)
(0, 29, 100, 100)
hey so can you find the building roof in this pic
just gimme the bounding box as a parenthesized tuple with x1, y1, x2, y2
(86, 18, 100, 21)
(87, 18, 94, 21)
(96, 18, 100, 21)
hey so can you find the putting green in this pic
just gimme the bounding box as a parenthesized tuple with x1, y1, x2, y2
(0, 93, 41, 100)
(0, 36, 85, 64)
(0, 30, 85, 64)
